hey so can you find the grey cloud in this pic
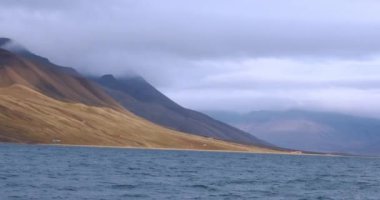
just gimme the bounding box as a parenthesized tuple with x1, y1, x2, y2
(1, 0, 380, 117)
(186, 79, 380, 91)
(2, 0, 380, 60)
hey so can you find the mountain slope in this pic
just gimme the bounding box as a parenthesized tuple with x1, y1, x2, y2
(1, 37, 270, 148)
(92, 74, 270, 147)
(0, 37, 79, 77)
(0, 84, 283, 152)
(0, 44, 283, 153)
(0, 48, 121, 109)
(207, 110, 380, 155)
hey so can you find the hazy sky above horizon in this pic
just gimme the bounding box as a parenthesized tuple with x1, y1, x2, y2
(1, 0, 380, 117)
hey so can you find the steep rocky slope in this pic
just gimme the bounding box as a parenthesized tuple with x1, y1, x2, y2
(92, 74, 271, 147)
(0, 44, 282, 153)
(0, 84, 281, 152)
(0, 49, 120, 109)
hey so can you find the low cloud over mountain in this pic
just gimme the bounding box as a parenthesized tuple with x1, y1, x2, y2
(2, 0, 380, 117)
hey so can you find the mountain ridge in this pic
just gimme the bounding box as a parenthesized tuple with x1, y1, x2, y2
(0, 38, 281, 152)
(0, 37, 77, 75)
(91, 74, 272, 147)
(0, 48, 121, 109)
(0, 83, 282, 152)
(206, 109, 380, 155)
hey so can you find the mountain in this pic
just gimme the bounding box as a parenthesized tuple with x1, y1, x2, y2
(0, 83, 278, 152)
(0, 38, 10, 47)
(0, 38, 283, 153)
(0, 48, 120, 109)
(206, 110, 380, 155)
(91, 74, 271, 147)
(0, 38, 79, 75)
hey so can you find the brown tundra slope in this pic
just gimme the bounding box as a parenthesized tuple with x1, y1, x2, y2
(0, 49, 121, 109)
(0, 48, 286, 153)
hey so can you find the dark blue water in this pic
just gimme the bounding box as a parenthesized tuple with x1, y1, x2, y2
(0, 144, 379, 200)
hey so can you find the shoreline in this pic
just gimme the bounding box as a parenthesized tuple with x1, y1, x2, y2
(0, 142, 362, 158)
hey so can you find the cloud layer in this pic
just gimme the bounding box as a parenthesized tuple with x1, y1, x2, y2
(1, 0, 380, 117)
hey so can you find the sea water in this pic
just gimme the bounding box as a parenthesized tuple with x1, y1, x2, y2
(0, 144, 379, 200)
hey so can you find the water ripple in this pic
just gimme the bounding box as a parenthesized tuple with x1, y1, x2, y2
(1, 144, 379, 200)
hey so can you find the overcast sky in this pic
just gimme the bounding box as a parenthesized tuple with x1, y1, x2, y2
(1, 0, 380, 117)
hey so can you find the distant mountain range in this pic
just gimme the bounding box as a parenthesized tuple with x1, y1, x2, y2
(206, 110, 380, 155)
(0, 37, 280, 153)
